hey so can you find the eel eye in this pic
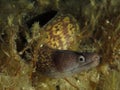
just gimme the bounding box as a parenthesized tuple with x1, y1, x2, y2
(78, 55, 85, 62)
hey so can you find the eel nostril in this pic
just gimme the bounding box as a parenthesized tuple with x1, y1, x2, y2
(94, 54, 101, 61)
(91, 54, 101, 66)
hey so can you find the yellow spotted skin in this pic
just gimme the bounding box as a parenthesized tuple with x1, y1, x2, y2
(43, 14, 80, 50)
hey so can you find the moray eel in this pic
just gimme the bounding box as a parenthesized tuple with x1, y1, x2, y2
(35, 13, 100, 78)
(36, 46, 100, 78)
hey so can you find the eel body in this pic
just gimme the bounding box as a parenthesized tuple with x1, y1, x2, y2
(34, 13, 100, 78)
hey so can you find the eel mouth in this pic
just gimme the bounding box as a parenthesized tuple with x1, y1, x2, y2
(70, 58, 100, 74)
(81, 60, 99, 67)
(79, 53, 100, 68)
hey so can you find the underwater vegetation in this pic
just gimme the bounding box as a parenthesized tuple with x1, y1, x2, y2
(0, 0, 120, 90)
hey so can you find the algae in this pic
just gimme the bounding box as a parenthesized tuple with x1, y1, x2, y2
(0, 0, 120, 90)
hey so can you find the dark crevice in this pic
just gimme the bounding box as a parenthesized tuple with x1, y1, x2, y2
(26, 10, 57, 28)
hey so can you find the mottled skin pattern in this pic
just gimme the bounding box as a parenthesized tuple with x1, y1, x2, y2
(36, 46, 56, 74)
(43, 14, 79, 50)
(35, 13, 100, 78)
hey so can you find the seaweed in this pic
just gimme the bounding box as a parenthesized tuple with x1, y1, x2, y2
(0, 0, 120, 90)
